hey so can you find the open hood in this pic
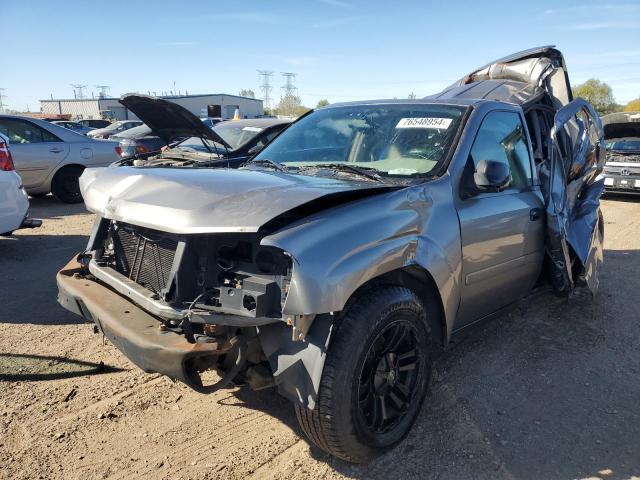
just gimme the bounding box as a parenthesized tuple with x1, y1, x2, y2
(604, 123, 640, 141)
(602, 112, 640, 140)
(445, 46, 573, 108)
(79, 167, 394, 234)
(118, 94, 231, 148)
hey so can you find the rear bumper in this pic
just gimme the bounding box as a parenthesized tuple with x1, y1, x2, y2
(0, 175, 30, 234)
(56, 258, 230, 391)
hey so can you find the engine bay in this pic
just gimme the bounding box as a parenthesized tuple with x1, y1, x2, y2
(94, 220, 292, 323)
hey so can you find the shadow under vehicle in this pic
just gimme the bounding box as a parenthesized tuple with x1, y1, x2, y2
(57, 46, 605, 463)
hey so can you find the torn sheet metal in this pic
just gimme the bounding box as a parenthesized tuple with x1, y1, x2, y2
(540, 98, 605, 296)
(441, 46, 573, 108)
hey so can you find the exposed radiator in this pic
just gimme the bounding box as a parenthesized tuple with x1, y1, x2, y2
(110, 223, 178, 295)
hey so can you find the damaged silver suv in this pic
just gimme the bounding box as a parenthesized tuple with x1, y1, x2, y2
(57, 47, 605, 462)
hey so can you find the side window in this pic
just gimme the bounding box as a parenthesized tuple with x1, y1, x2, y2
(0, 119, 60, 144)
(469, 111, 533, 190)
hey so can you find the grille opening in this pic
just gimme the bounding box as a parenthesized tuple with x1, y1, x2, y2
(109, 223, 179, 296)
(98, 222, 293, 315)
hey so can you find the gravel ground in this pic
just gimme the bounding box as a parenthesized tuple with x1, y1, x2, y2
(0, 193, 639, 480)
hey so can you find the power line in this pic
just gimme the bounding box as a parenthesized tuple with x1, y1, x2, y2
(70, 84, 87, 99)
(257, 70, 273, 110)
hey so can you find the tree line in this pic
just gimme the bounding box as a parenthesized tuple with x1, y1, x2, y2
(240, 79, 639, 118)
(571, 79, 639, 115)
(239, 89, 328, 117)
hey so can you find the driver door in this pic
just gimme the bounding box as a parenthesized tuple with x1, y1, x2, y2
(455, 110, 545, 327)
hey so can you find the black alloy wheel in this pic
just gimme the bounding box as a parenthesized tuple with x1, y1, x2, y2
(357, 320, 421, 435)
(295, 286, 434, 463)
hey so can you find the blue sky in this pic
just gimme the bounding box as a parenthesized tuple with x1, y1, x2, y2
(1, 0, 639, 111)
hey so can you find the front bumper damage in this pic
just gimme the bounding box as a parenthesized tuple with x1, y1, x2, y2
(603, 173, 640, 192)
(57, 258, 246, 393)
(57, 256, 333, 408)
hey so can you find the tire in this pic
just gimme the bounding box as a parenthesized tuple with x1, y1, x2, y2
(295, 286, 433, 463)
(51, 166, 84, 204)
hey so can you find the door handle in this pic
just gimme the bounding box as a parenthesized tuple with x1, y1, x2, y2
(50, 147, 63, 153)
(530, 207, 542, 221)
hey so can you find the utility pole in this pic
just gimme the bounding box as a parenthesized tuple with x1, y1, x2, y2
(0, 88, 7, 113)
(257, 70, 273, 111)
(280, 72, 297, 117)
(70, 84, 87, 99)
(95, 85, 111, 99)
(280, 72, 297, 98)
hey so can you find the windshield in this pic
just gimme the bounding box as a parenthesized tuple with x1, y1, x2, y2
(607, 139, 640, 151)
(253, 103, 466, 176)
(175, 122, 266, 153)
(213, 122, 264, 149)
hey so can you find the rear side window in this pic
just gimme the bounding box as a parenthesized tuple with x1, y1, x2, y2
(0, 119, 61, 144)
(469, 111, 533, 190)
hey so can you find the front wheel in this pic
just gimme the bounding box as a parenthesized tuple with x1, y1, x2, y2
(295, 286, 433, 463)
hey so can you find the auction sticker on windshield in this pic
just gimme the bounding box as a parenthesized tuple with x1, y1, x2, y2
(396, 117, 452, 129)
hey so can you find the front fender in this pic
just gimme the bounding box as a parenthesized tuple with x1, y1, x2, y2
(262, 176, 462, 337)
(259, 177, 462, 409)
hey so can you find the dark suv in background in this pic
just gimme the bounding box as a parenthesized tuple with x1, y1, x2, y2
(112, 95, 290, 166)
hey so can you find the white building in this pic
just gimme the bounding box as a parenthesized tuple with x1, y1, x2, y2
(40, 94, 263, 121)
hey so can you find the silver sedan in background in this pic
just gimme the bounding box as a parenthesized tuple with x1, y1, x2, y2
(0, 115, 120, 203)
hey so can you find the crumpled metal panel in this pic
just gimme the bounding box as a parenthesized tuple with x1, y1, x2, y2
(438, 46, 572, 108)
(539, 98, 605, 296)
(429, 79, 545, 106)
(468, 57, 555, 87)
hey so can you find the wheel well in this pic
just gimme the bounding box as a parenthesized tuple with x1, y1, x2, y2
(53, 164, 85, 180)
(344, 266, 447, 355)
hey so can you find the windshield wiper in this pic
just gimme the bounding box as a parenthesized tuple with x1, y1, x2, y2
(300, 163, 385, 183)
(245, 158, 288, 172)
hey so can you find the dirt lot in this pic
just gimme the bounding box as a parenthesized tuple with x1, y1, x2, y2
(1, 194, 639, 480)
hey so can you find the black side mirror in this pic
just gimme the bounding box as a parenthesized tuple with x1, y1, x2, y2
(473, 159, 511, 191)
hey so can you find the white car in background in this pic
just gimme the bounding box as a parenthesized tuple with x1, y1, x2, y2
(0, 115, 120, 203)
(86, 120, 143, 139)
(0, 134, 41, 235)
